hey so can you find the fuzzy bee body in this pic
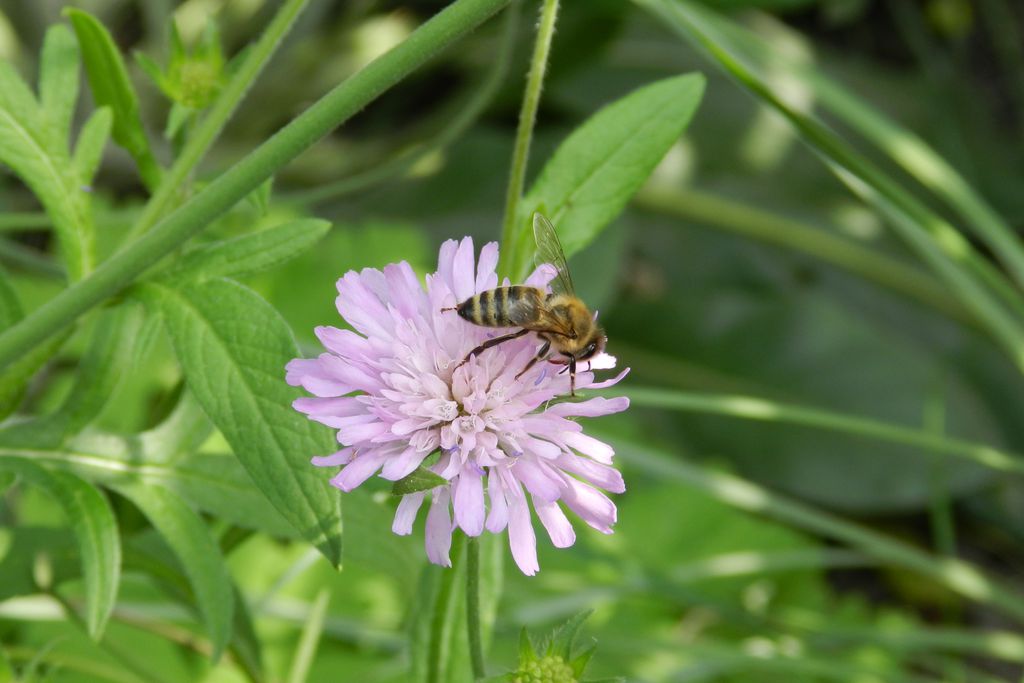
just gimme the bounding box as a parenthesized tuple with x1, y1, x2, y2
(445, 214, 607, 396)
(457, 285, 545, 328)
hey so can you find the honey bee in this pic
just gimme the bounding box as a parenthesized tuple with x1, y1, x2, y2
(444, 213, 605, 396)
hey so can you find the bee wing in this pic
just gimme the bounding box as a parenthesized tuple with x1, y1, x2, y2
(532, 212, 575, 295)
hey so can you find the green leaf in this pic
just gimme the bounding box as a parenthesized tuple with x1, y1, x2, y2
(134, 278, 342, 565)
(65, 8, 161, 190)
(40, 23, 80, 143)
(0, 424, 298, 539)
(165, 218, 332, 283)
(0, 330, 70, 423)
(546, 610, 592, 659)
(511, 73, 705, 277)
(113, 482, 234, 660)
(0, 457, 119, 638)
(0, 24, 96, 280)
(56, 303, 142, 436)
(73, 106, 112, 182)
(392, 463, 447, 496)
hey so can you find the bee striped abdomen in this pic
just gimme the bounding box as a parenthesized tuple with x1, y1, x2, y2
(457, 286, 538, 327)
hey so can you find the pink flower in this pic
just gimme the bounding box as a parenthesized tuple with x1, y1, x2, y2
(285, 237, 628, 575)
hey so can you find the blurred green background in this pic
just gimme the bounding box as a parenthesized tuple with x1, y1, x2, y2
(3, 0, 1024, 681)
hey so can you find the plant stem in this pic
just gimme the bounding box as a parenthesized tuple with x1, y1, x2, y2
(622, 385, 1024, 474)
(466, 535, 486, 680)
(499, 0, 559, 279)
(125, 0, 311, 241)
(613, 435, 1024, 626)
(286, 2, 520, 207)
(635, 185, 975, 327)
(0, 0, 512, 372)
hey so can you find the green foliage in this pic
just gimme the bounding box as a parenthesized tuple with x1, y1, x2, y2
(134, 278, 343, 566)
(392, 464, 447, 495)
(113, 482, 234, 660)
(1, 0, 1023, 681)
(66, 8, 161, 190)
(505, 74, 706, 279)
(0, 458, 119, 639)
(0, 25, 103, 281)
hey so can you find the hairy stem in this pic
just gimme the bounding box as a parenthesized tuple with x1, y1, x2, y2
(499, 0, 559, 279)
(0, 0, 512, 372)
(466, 535, 486, 680)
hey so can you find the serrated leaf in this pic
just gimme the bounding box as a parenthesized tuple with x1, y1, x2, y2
(512, 73, 705, 278)
(546, 609, 592, 659)
(165, 218, 332, 283)
(0, 457, 119, 639)
(73, 106, 111, 181)
(66, 8, 160, 189)
(133, 278, 342, 565)
(392, 463, 447, 496)
(113, 481, 234, 660)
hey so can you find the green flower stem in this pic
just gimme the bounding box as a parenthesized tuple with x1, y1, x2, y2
(0, 0, 512, 372)
(613, 435, 1024, 625)
(287, 3, 519, 206)
(623, 385, 1024, 475)
(466, 534, 486, 680)
(635, 185, 975, 327)
(124, 0, 311, 241)
(499, 0, 559, 279)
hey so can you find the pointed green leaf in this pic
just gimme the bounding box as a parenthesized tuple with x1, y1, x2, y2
(570, 642, 596, 678)
(133, 278, 342, 566)
(40, 25, 80, 142)
(66, 8, 161, 190)
(547, 609, 592, 659)
(0, 457, 119, 638)
(113, 482, 234, 660)
(0, 62, 38, 125)
(512, 73, 705, 277)
(518, 627, 536, 661)
(73, 106, 111, 182)
(0, 25, 95, 280)
(165, 218, 331, 282)
(392, 463, 447, 496)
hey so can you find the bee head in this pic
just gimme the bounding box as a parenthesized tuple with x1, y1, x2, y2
(574, 330, 606, 362)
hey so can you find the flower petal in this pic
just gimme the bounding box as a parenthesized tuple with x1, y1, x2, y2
(311, 448, 354, 467)
(381, 447, 429, 480)
(534, 500, 575, 548)
(561, 477, 617, 534)
(329, 450, 387, 491)
(393, 491, 426, 535)
(426, 488, 453, 567)
(548, 396, 630, 418)
(475, 242, 499, 293)
(563, 432, 615, 464)
(453, 466, 485, 536)
(486, 471, 509, 532)
(452, 237, 476, 301)
(503, 474, 538, 576)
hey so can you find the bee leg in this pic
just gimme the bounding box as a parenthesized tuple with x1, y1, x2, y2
(454, 328, 530, 369)
(514, 340, 551, 381)
(569, 356, 577, 397)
